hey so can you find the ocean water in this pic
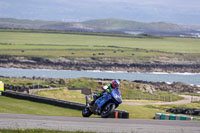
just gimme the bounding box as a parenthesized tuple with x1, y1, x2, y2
(0, 67, 200, 85)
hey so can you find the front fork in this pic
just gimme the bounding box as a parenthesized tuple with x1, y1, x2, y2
(86, 96, 90, 107)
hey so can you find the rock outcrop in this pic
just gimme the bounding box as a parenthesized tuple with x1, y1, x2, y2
(134, 80, 200, 93)
(1, 55, 200, 73)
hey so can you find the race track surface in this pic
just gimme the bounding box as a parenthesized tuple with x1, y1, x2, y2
(0, 113, 200, 133)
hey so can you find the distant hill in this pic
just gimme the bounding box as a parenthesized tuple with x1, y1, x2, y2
(83, 19, 188, 32)
(0, 18, 199, 36)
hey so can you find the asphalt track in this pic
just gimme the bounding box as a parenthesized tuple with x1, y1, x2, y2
(0, 113, 200, 133)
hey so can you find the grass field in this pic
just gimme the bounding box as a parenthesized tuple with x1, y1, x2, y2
(0, 96, 81, 117)
(1, 31, 200, 53)
(0, 95, 162, 119)
(34, 88, 86, 104)
(66, 78, 183, 102)
(34, 87, 184, 119)
(0, 77, 66, 89)
(1, 77, 183, 102)
(0, 129, 95, 133)
(1, 94, 200, 119)
(0, 30, 200, 61)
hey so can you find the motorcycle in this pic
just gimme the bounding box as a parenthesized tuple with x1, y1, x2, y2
(82, 88, 122, 118)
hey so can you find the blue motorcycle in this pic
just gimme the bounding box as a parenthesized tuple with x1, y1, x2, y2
(82, 89, 122, 118)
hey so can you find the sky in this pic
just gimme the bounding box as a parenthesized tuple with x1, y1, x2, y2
(0, 0, 200, 25)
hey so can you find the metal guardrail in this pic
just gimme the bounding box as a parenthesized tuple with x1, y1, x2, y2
(2, 90, 129, 119)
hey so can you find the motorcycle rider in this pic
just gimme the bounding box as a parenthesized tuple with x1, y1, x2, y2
(90, 80, 120, 105)
(102, 79, 120, 93)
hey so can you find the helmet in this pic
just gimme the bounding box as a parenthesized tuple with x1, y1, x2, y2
(111, 80, 120, 88)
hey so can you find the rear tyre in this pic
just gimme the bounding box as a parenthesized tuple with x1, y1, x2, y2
(82, 107, 92, 117)
(101, 104, 116, 118)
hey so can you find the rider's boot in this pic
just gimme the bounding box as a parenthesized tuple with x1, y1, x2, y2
(89, 93, 101, 105)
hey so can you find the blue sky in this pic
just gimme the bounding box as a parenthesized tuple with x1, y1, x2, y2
(0, 0, 200, 25)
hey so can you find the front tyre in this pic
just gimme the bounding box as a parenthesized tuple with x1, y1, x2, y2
(101, 103, 116, 118)
(82, 107, 92, 117)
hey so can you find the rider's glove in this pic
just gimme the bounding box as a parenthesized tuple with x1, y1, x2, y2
(103, 85, 108, 90)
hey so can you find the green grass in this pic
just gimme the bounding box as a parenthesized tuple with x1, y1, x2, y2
(1, 95, 199, 119)
(1, 29, 200, 63)
(0, 77, 189, 120)
(0, 96, 81, 117)
(1, 77, 183, 102)
(67, 78, 100, 91)
(118, 104, 165, 119)
(0, 129, 95, 133)
(119, 81, 183, 101)
(0, 30, 200, 57)
(0, 94, 165, 119)
(34, 88, 86, 104)
(0, 77, 66, 88)
(34, 88, 184, 119)
(144, 102, 200, 113)
(118, 102, 200, 119)
(65, 79, 183, 102)
(178, 92, 200, 97)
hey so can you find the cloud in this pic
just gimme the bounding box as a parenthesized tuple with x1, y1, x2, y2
(94, 0, 200, 8)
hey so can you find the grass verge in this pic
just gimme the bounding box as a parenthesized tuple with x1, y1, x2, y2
(1, 93, 199, 119)
(34, 88, 86, 104)
(0, 77, 66, 88)
(0, 96, 81, 117)
(66, 79, 183, 102)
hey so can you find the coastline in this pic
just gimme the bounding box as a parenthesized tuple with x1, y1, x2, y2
(1, 73, 200, 94)
(1, 67, 200, 85)
(0, 61, 200, 73)
(0, 55, 200, 73)
(1, 66, 200, 75)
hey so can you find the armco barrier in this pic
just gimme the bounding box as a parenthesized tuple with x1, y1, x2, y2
(2, 90, 85, 110)
(155, 113, 195, 120)
(2, 90, 129, 119)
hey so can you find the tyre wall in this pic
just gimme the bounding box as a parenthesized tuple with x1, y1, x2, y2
(155, 113, 196, 120)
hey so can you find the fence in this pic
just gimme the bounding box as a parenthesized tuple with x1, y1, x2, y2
(131, 94, 174, 102)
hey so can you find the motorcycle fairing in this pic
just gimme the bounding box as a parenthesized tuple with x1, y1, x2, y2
(95, 92, 112, 111)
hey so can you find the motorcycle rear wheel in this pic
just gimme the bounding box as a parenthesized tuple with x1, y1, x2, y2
(101, 104, 116, 118)
(82, 107, 92, 117)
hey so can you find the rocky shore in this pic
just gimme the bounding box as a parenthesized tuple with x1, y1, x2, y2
(0, 55, 200, 73)
(1, 75, 200, 94)
(134, 80, 200, 93)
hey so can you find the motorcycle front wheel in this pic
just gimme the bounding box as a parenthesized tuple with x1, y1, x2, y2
(101, 104, 116, 118)
(82, 107, 92, 117)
